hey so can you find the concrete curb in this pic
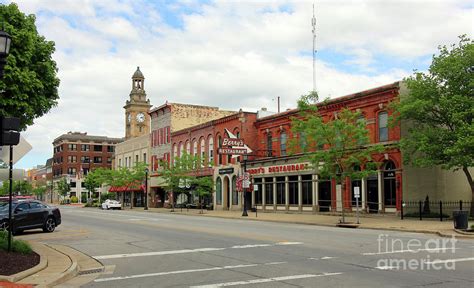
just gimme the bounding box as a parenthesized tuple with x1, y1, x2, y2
(0, 242, 48, 283)
(137, 209, 474, 239)
(44, 244, 79, 288)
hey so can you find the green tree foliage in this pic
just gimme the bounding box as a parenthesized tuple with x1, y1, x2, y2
(393, 35, 474, 216)
(0, 3, 60, 129)
(56, 178, 70, 198)
(291, 91, 384, 182)
(160, 153, 213, 212)
(32, 186, 46, 200)
(0, 180, 32, 195)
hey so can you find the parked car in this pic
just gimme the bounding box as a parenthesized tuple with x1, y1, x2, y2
(101, 199, 122, 210)
(0, 200, 61, 234)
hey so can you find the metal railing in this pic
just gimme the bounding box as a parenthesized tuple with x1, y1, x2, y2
(401, 200, 471, 221)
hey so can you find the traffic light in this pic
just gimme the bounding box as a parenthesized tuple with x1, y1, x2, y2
(0, 117, 20, 146)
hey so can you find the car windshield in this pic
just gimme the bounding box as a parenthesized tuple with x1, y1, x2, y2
(0, 202, 13, 211)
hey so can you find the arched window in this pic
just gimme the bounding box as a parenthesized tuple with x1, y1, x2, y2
(186, 141, 190, 155)
(179, 142, 184, 157)
(280, 131, 287, 156)
(172, 144, 177, 165)
(217, 135, 222, 165)
(200, 137, 205, 167)
(192, 140, 197, 156)
(208, 135, 214, 166)
(216, 177, 222, 205)
(378, 112, 388, 142)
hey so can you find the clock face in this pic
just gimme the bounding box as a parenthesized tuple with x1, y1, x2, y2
(136, 112, 145, 123)
(127, 113, 132, 123)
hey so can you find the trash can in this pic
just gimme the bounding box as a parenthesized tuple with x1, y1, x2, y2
(453, 210, 468, 230)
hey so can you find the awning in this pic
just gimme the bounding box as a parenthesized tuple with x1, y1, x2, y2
(109, 183, 145, 193)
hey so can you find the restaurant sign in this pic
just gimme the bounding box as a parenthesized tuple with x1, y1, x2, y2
(247, 162, 312, 175)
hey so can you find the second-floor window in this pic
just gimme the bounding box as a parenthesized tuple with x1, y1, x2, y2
(94, 156, 102, 163)
(67, 167, 76, 176)
(68, 156, 77, 163)
(280, 131, 287, 156)
(266, 133, 272, 156)
(81, 156, 90, 163)
(378, 112, 388, 142)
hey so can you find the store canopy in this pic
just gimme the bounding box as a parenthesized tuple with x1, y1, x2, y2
(109, 182, 145, 193)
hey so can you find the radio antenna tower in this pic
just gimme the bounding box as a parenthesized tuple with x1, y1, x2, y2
(311, 3, 317, 98)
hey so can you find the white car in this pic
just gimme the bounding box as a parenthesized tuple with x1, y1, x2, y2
(101, 199, 122, 210)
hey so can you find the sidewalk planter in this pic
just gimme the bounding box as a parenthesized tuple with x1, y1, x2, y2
(452, 210, 468, 229)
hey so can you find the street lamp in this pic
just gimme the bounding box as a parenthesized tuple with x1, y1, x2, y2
(144, 167, 148, 210)
(242, 154, 248, 217)
(0, 27, 12, 252)
(0, 29, 12, 78)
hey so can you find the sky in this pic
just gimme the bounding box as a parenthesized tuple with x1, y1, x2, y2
(4, 0, 472, 170)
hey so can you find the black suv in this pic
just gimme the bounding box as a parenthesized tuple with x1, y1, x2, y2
(0, 200, 61, 234)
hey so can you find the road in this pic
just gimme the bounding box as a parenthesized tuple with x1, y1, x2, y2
(18, 206, 474, 287)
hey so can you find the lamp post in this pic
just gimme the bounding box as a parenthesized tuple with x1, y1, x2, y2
(0, 28, 12, 252)
(242, 154, 248, 217)
(144, 167, 149, 210)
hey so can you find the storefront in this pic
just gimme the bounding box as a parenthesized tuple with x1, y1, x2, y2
(244, 155, 402, 213)
(213, 164, 243, 211)
(109, 184, 146, 208)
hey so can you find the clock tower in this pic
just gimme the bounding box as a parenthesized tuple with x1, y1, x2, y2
(124, 67, 152, 139)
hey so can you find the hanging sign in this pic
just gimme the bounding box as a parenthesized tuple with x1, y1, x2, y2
(218, 129, 252, 157)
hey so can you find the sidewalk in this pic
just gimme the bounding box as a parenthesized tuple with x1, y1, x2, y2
(0, 243, 103, 288)
(135, 207, 474, 239)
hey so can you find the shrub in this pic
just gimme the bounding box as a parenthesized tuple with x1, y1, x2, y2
(70, 196, 78, 203)
(0, 231, 33, 254)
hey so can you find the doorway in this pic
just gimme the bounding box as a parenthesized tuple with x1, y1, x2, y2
(318, 181, 331, 212)
(367, 176, 378, 213)
(224, 176, 230, 210)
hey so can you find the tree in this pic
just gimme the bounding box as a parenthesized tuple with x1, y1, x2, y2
(291, 91, 384, 221)
(160, 153, 212, 212)
(32, 186, 46, 201)
(0, 3, 60, 129)
(56, 178, 70, 199)
(393, 35, 474, 216)
(0, 180, 31, 195)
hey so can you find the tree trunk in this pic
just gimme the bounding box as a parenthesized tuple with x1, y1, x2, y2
(462, 167, 474, 217)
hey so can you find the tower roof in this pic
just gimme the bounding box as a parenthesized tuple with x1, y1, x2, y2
(132, 66, 144, 79)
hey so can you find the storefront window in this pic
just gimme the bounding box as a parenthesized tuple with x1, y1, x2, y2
(383, 160, 396, 207)
(265, 177, 274, 205)
(288, 176, 298, 205)
(254, 178, 262, 204)
(302, 175, 312, 205)
(276, 177, 285, 205)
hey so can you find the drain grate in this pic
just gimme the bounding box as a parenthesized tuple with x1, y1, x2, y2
(78, 267, 105, 275)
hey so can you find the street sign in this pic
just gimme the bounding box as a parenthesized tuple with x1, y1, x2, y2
(0, 136, 32, 166)
(354, 187, 360, 198)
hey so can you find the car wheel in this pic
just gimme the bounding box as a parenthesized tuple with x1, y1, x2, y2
(43, 217, 56, 233)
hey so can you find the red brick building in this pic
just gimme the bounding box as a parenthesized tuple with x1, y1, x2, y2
(169, 110, 258, 208)
(52, 132, 122, 202)
(249, 82, 402, 213)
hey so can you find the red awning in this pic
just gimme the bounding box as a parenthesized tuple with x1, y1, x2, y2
(109, 183, 145, 193)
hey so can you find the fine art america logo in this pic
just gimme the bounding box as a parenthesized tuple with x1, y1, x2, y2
(375, 234, 457, 271)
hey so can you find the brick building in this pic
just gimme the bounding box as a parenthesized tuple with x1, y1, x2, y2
(249, 83, 402, 213)
(169, 110, 258, 209)
(149, 102, 235, 207)
(52, 132, 122, 202)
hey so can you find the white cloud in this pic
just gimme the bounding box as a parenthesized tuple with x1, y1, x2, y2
(8, 0, 471, 169)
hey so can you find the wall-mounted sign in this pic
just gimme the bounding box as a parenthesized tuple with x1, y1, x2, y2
(218, 129, 252, 157)
(248, 162, 311, 175)
(218, 167, 234, 175)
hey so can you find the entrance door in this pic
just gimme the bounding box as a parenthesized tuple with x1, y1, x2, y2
(318, 181, 331, 212)
(367, 178, 378, 213)
(224, 176, 230, 209)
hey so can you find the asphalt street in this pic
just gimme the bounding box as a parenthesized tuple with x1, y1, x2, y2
(18, 206, 474, 287)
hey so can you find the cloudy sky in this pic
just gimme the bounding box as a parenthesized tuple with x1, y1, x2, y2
(8, 0, 472, 169)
